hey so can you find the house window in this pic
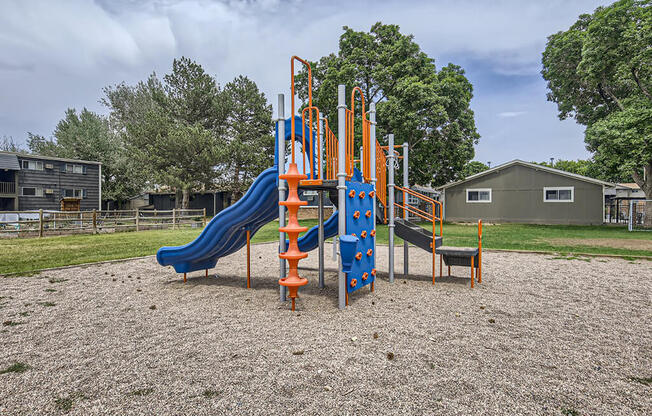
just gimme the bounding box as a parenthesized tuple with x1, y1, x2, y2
(62, 188, 86, 199)
(21, 187, 43, 197)
(21, 160, 44, 170)
(543, 187, 574, 202)
(466, 188, 491, 203)
(65, 164, 85, 174)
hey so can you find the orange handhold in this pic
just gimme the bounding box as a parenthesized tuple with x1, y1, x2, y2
(369, 191, 375, 198)
(355, 252, 362, 260)
(370, 229, 376, 237)
(367, 248, 373, 256)
(351, 233, 357, 237)
(353, 211, 360, 219)
(350, 278, 357, 288)
(365, 210, 371, 218)
(371, 268, 377, 276)
(349, 190, 356, 198)
(362, 272, 369, 281)
(278, 163, 309, 311)
(359, 191, 366, 199)
(360, 230, 367, 238)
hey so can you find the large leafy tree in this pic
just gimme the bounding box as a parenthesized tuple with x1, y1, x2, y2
(461, 161, 489, 178)
(27, 108, 145, 205)
(542, 0, 651, 224)
(296, 23, 479, 186)
(219, 75, 274, 198)
(103, 57, 228, 208)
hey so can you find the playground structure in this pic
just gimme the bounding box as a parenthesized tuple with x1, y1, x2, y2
(157, 56, 481, 310)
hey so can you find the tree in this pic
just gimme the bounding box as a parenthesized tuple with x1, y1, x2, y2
(296, 23, 479, 186)
(0, 136, 24, 152)
(220, 75, 274, 199)
(461, 161, 489, 178)
(542, 0, 652, 224)
(27, 109, 146, 206)
(533, 158, 629, 182)
(103, 57, 227, 208)
(26, 133, 59, 156)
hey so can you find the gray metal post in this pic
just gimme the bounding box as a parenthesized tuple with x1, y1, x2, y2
(388, 134, 395, 283)
(318, 116, 325, 288)
(369, 103, 377, 273)
(337, 84, 347, 309)
(359, 145, 363, 173)
(403, 142, 409, 278)
(277, 94, 287, 301)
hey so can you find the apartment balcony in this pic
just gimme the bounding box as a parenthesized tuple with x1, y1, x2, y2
(0, 181, 17, 196)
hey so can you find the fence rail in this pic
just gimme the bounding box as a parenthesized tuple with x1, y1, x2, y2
(0, 208, 206, 238)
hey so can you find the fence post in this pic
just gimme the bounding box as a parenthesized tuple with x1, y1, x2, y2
(135, 208, 140, 232)
(92, 210, 97, 234)
(203, 208, 206, 227)
(39, 209, 43, 238)
(172, 208, 176, 230)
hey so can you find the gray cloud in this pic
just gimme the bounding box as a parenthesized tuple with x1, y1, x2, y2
(0, 0, 608, 164)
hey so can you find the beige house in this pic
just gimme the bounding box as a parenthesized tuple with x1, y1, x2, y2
(437, 160, 614, 225)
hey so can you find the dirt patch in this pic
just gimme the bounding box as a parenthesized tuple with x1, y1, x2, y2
(1, 245, 651, 414)
(545, 237, 652, 252)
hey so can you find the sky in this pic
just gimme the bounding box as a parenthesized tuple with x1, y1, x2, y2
(0, 0, 611, 166)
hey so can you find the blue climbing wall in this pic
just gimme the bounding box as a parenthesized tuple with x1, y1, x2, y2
(345, 178, 376, 293)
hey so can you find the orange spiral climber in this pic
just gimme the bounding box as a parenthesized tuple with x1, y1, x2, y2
(279, 163, 308, 311)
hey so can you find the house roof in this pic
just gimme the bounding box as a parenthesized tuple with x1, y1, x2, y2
(0, 153, 21, 170)
(0, 151, 101, 165)
(618, 183, 640, 190)
(437, 159, 615, 190)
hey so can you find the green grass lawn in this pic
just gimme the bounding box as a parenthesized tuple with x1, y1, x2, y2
(1, 221, 650, 275)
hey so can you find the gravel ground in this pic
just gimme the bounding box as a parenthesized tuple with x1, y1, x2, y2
(1, 242, 651, 415)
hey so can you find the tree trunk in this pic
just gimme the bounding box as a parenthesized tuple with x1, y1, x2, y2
(182, 188, 190, 210)
(175, 189, 182, 208)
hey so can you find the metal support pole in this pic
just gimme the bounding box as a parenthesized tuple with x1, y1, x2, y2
(277, 94, 287, 301)
(318, 117, 325, 288)
(403, 142, 409, 278)
(388, 134, 395, 283)
(337, 84, 347, 309)
(318, 190, 325, 288)
(359, 145, 363, 173)
(369, 103, 377, 272)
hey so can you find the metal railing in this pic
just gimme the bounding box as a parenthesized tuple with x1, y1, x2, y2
(394, 185, 443, 239)
(0, 208, 206, 238)
(0, 181, 16, 195)
(629, 200, 652, 231)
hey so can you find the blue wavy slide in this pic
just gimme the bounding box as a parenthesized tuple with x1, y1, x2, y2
(157, 167, 280, 274)
(157, 167, 338, 274)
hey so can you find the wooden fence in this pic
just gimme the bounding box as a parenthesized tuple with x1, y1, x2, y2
(0, 208, 206, 238)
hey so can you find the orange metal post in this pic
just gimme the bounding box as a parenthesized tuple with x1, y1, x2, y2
(246, 230, 251, 289)
(183, 272, 187, 283)
(478, 219, 483, 284)
(205, 269, 208, 278)
(448, 265, 451, 277)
